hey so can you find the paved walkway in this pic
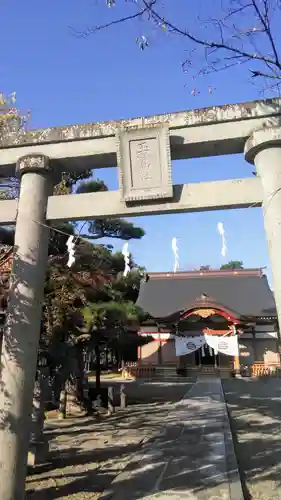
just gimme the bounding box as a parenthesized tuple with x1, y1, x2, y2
(100, 377, 243, 500)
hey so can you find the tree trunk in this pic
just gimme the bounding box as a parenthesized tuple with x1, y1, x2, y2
(58, 383, 67, 419)
(65, 376, 86, 417)
(52, 370, 62, 407)
(74, 346, 91, 410)
(30, 375, 45, 444)
(115, 349, 120, 370)
(28, 370, 49, 467)
(95, 344, 101, 392)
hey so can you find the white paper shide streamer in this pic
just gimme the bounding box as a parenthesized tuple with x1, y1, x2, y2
(66, 235, 76, 268)
(172, 237, 179, 273)
(122, 242, 130, 277)
(217, 222, 227, 258)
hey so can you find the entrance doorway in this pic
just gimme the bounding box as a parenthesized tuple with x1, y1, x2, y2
(195, 345, 219, 366)
(201, 345, 215, 365)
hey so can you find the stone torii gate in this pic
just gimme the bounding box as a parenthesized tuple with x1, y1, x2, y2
(1, 97, 281, 498)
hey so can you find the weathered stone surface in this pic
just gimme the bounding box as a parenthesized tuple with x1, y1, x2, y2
(100, 378, 243, 500)
(0, 177, 263, 226)
(245, 126, 281, 163)
(1, 99, 281, 176)
(223, 378, 281, 499)
(0, 157, 53, 499)
(16, 153, 51, 176)
(117, 126, 172, 202)
(245, 131, 281, 369)
(1, 97, 281, 148)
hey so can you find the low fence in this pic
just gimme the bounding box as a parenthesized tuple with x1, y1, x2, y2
(251, 362, 281, 377)
(122, 364, 157, 379)
(122, 363, 232, 379)
(123, 362, 281, 380)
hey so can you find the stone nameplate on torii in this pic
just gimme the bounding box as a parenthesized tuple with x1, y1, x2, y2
(116, 125, 173, 203)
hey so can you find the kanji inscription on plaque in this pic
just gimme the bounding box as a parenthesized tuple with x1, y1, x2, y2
(117, 126, 173, 202)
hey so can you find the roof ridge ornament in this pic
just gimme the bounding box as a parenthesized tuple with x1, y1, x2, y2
(196, 293, 212, 302)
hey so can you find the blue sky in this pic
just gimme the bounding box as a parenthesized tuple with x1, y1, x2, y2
(0, 0, 274, 281)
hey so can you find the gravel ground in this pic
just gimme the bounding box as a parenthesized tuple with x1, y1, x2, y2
(222, 377, 281, 500)
(26, 380, 193, 499)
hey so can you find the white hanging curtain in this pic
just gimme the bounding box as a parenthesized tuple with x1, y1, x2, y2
(204, 334, 239, 357)
(175, 334, 239, 357)
(175, 336, 205, 356)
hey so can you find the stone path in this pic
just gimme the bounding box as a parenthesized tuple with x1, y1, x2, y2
(223, 377, 281, 499)
(100, 377, 243, 500)
(26, 381, 193, 499)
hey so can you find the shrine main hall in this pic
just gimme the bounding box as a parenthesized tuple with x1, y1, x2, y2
(132, 268, 280, 378)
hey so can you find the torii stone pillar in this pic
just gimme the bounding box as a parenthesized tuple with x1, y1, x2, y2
(245, 128, 281, 330)
(0, 154, 53, 500)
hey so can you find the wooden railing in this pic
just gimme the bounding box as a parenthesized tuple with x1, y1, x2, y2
(122, 363, 233, 379)
(122, 364, 157, 379)
(123, 364, 179, 379)
(251, 363, 281, 377)
(123, 362, 281, 379)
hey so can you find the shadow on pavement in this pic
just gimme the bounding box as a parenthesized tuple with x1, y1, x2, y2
(223, 377, 281, 500)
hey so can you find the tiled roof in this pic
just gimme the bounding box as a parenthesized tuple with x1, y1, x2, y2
(136, 269, 276, 319)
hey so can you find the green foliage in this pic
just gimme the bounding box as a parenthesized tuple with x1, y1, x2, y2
(82, 300, 145, 333)
(0, 92, 146, 396)
(76, 179, 108, 194)
(42, 243, 121, 345)
(0, 170, 145, 246)
(220, 261, 244, 270)
(86, 218, 145, 240)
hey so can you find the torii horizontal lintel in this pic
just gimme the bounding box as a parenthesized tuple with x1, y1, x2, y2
(0, 177, 262, 225)
(0, 98, 281, 175)
(1, 97, 281, 149)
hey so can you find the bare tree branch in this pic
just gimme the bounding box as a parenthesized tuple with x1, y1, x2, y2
(70, 0, 156, 39)
(251, 0, 280, 66)
(142, 0, 281, 68)
(79, 0, 281, 92)
(224, 2, 252, 20)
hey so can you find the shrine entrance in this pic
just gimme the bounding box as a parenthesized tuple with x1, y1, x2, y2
(1, 97, 281, 495)
(196, 346, 218, 367)
(173, 300, 242, 375)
